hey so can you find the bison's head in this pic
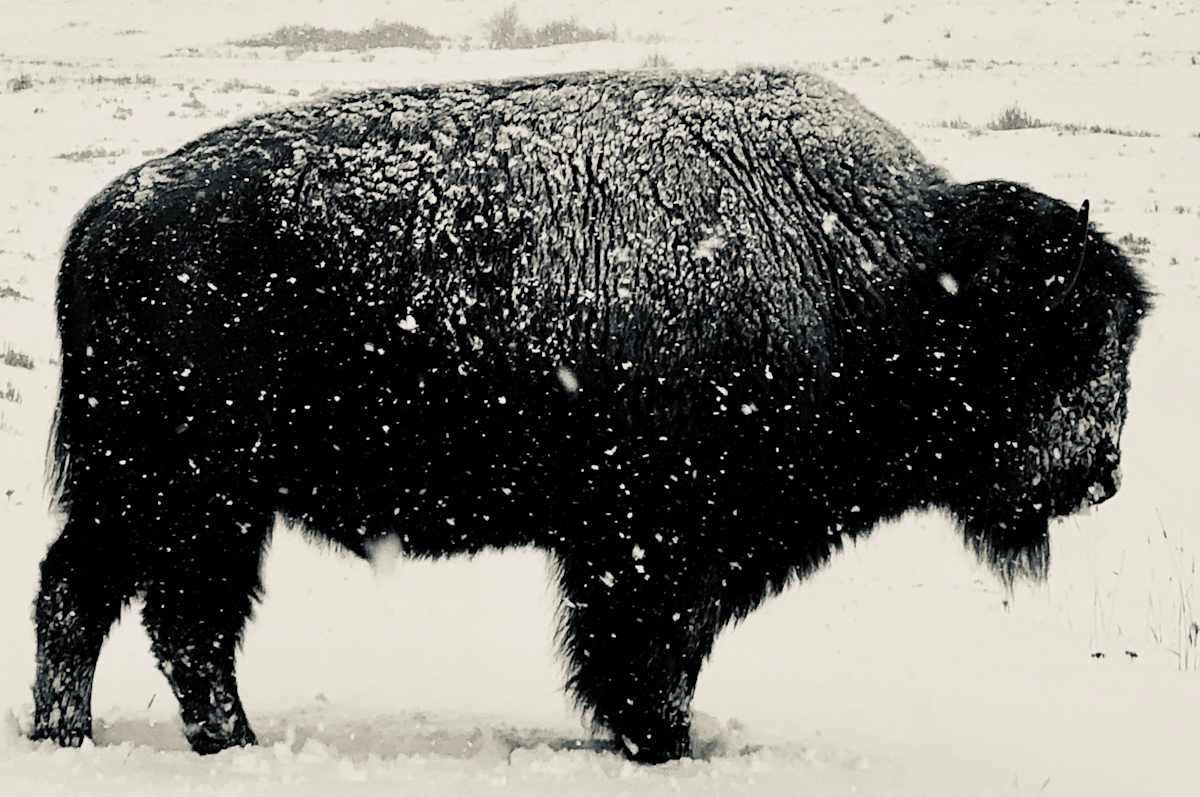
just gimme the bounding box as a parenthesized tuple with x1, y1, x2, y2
(923, 180, 1151, 581)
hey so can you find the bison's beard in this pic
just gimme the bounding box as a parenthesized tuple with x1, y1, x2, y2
(953, 500, 1051, 586)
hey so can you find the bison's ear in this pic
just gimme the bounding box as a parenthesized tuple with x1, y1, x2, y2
(931, 184, 1094, 315)
(1044, 199, 1090, 310)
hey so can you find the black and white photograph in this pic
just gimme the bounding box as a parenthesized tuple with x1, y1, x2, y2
(1, 0, 1197, 793)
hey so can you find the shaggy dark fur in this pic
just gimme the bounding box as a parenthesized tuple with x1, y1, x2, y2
(34, 68, 1149, 762)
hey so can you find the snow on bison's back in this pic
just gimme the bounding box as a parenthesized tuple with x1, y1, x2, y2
(35, 68, 1149, 763)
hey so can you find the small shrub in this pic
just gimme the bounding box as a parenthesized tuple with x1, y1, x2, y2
(943, 113, 1156, 139)
(216, 78, 276, 94)
(1, 381, 21, 404)
(487, 5, 615, 49)
(986, 105, 1044, 131)
(233, 20, 441, 52)
(55, 146, 126, 162)
(487, 5, 524, 49)
(0, 285, 32, 301)
(640, 51, 673, 69)
(931, 57, 951, 70)
(2, 347, 35, 370)
(938, 118, 972, 130)
(531, 18, 615, 46)
(6, 73, 33, 92)
(87, 73, 156, 86)
(181, 93, 206, 111)
(1056, 122, 1156, 138)
(1117, 233, 1152, 258)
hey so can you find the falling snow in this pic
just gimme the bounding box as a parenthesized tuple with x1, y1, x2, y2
(1, 1, 1198, 796)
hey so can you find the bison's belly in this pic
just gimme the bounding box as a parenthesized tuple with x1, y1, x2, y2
(265, 358, 606, 556)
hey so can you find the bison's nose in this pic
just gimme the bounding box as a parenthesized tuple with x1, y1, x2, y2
(1086, 466, 1121, 506)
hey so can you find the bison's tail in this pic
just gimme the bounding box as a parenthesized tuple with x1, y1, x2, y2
(47, 358, 82, 511)
(46, 389, 68, 509)
(47, 244, 84, 512)
(47, 198, 109, 512)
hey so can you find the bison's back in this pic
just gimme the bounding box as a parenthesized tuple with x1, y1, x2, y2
(246, 70, 940, 412)
(52, 68, 942, 549)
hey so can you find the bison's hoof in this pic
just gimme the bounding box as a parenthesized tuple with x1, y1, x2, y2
(30, 724, 90, 748)
(618, 726, 692, 764)
(184, 720, 257, 755)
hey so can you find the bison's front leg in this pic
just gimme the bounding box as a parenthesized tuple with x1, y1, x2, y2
(554, 541, 723, 764)
(138, 493, 271, 755)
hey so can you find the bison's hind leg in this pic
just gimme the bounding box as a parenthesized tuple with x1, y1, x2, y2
(32, 508, 138, 747)
(137, 489, 273, 755)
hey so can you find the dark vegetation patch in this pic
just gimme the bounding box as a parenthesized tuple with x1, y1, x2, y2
(0, 284, 32, 302)
(55, 146, 126, 162)
(486, 5, 616, 49)
(938, 117, 972, 130)
(232, 20, 442, 52)
(1117, 233, 1152, 259)
(2, 347, 35, 370)
(216, 78, 276, 94)
(987, 105, 1045, 131)
(6, 73, 33, 92)
(936, 106, 1158, 138)
(640, 52, 673, 69)
(1056, 122, 1156, 138)
(87, 73, 156, 86)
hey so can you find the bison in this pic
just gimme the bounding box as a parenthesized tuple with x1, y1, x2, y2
(33, 68, 1149, 762)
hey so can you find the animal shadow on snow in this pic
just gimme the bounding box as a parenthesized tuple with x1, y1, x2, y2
(91, 709, 762, 762)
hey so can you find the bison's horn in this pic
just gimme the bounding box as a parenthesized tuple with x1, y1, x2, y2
(1047, 200, 1090, 309)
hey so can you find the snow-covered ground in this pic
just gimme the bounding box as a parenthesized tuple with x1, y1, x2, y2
(2, 1, 1198, 793)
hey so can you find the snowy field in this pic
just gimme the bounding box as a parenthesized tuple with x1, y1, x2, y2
(2, 0, 1199, 794)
